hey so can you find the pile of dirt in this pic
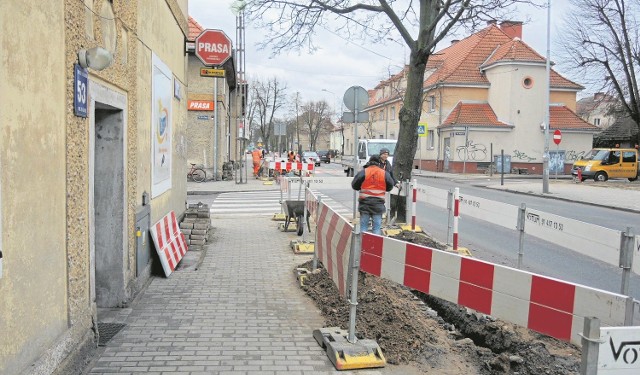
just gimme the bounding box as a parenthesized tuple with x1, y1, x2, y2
(299, 231, 581, 374)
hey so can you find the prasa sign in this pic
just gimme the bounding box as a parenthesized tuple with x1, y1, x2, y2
(195, 29, 232, 66)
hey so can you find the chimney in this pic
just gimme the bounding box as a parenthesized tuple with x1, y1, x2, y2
(487, 20, 497, 26)
(499, 21, 523, 40)
(450, 39, 459, 45)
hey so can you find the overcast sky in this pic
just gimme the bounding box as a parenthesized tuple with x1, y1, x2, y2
(189, 1, 577, 114)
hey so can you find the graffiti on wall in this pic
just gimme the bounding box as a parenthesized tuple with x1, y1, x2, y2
(513, 149, 537, 162)
(456, 140, 487, 160)
(565, 150, 589, 161)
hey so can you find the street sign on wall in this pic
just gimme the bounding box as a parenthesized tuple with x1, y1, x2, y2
(195, 29, 232, 66)
(74, 64, 88, 118)
(418, 123, 428, 137)
(200, 68, 225, 77)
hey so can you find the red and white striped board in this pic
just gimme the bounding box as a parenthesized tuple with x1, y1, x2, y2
(150, 211, 188, 277)
(269, 161, 315, 172)
(360, 233, 627, 345)
(305, 187, 319, 221)
(315, 203, 353, 298)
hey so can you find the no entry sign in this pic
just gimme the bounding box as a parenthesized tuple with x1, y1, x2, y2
(195, 29, 232, 66)
(553, 129, 562, 145)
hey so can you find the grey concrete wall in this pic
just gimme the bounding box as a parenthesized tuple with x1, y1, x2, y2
(94, 108, 126, 307)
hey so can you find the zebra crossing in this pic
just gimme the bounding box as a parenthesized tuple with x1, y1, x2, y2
(210, 190, 352, 217)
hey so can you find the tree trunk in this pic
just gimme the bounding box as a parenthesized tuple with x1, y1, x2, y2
(390, 51, 427, 222)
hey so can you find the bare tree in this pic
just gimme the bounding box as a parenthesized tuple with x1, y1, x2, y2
(559, 0, 640, 146)
(300, 100, 333, 151)
(249, 76, 288, 151)
(245, 0, 538, 220)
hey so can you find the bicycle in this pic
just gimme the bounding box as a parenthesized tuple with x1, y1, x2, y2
(187, 163, 206, 183)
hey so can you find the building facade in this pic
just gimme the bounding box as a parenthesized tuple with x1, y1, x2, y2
(357, 21, 599, 174)
(0, 1, 189, 373)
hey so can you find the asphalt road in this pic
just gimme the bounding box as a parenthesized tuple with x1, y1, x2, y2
(313, 162, 640, 300)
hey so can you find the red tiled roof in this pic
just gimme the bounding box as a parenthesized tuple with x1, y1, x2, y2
(440, 102, 512, 128)
(550, 105, 600, 131)
(422, 24, 582, 90)
(188, 16, 205, 41)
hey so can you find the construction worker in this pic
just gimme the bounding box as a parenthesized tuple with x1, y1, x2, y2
(351, 154, 394, 235)
(379, 148, 397, 184)
(252, 146, 263, 178)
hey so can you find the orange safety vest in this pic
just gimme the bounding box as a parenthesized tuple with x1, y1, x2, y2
(252, 149, 262, 163)
(359, 167, 386, 200)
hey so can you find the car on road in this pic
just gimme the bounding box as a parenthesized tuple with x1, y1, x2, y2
(302, 151, 321, 166)
(317, 150, 331, 163)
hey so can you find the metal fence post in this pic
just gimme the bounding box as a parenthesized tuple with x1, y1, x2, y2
(446, 189, 453, 246)
(404, 180, 411, 224)
(579, 317, 600, 375)
(347, 225, 362, 343)
(517, 203, 526, 269)
(312, 196, 322, 271)
(619, 227, 634, 297)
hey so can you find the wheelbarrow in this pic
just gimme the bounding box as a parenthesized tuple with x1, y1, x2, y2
(283, 200, 311, 236)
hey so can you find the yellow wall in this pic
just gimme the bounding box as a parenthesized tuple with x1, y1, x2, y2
(137, 0, 188, 223)
(0, 1, 68, 373)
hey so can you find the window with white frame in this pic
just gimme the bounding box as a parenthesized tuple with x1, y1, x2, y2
(594, 118, 601, 126)
(428, 95, 436, 112)
(427, 130, 435, 148)
(390, 106, 396, 120)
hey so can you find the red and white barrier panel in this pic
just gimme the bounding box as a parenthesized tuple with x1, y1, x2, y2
(305, 187, 319, 220)
(150, 211, 188, 277)
(269, 161, 315, 172)
(315, 203, 353, 298)
(360, 233, 627, 345)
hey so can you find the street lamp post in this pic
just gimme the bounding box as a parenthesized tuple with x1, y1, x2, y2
(542, 0, 551, 194)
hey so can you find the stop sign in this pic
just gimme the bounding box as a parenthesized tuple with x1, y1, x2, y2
(195, 29, 232, 66)
(553, 129, 562, 145)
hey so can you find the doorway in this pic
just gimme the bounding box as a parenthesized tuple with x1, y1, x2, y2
(92, 103, 126, 307)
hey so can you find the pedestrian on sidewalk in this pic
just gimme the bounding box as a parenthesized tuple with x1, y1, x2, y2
(252, 146, 263, 178)
(351, 154, 394, 234)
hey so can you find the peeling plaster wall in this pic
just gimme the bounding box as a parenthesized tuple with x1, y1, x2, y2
(137, 0, 188, 223)
(0, 1, 68, 374)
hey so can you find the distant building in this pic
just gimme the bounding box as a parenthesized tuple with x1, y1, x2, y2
(353, 21, 599, 174)
(577, 92, 618, 129)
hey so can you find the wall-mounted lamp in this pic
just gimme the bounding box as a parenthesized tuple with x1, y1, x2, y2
(78, 47, 113, 71)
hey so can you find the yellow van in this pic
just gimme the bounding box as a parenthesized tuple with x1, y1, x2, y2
(571, 148, 639, 182)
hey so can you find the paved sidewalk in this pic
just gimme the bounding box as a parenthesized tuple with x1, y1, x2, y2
(86, 215, 419, 374)
(187, 176, 280, 195)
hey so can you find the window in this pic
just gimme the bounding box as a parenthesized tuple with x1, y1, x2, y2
(522, 76, 534, 89)
(623, 151, 636, 163)
(594, 118, 601, 126)
(379, 110, 384, 121)
(428, 95, 436, 112)
(390, 106, 396, 120)
(379, 134, 384, 139)
(427, 130, 435, 149)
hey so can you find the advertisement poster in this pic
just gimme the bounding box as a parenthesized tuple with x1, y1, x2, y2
(151, 53, 172, 197)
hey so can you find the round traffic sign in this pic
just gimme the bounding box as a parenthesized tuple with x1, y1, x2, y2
(343, 86, 368, 111)
(553, 129, 562, 145)
(195, 29, 232, 66)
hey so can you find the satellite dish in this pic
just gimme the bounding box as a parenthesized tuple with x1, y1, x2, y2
(343, 86, 368, 111)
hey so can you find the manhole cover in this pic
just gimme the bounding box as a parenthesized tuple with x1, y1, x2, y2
(97, 322, 126, 346)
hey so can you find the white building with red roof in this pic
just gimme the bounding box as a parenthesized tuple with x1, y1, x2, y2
(356, 21, 598, 174)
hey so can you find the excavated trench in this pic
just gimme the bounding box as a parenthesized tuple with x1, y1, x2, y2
(298, 230, 581, 374)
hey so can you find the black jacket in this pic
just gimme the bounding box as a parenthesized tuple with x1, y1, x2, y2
(380, 160, 396, 184)
(351, 165, 394, 214)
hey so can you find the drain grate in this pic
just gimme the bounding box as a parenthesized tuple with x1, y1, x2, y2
(97, 322, 126, 346)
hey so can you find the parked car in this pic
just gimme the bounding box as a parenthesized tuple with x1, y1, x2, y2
(571, 148, 638, 182)
(302, 151, 321, 166)
(317, 150, 331, 163)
